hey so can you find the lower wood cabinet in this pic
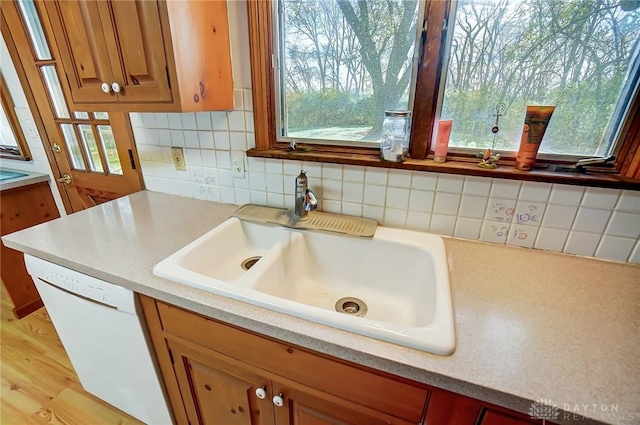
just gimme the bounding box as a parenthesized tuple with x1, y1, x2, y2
(139, 296, 554, 425)
(1, 181, 60, 318)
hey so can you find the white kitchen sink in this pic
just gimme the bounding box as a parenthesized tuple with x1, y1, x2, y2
(153, 217, 455, 355)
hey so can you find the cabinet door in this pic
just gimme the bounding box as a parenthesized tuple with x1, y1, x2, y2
(480, 410, 541, 425)
(271, 380, 415, 425)
(105, 0, 172, 103)
(45, 0, 117, 104)
(168, 339, 275, 425)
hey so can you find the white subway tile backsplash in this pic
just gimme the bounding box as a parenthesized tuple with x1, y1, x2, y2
(463, 176, 491, 196)
(343, 165, 365, 182)
(323, 163, 343, 180)
(386, 187, 410, 209)
(341, 202, 362, 217)
(548, 184, 584, 206)
(132, 109, 639, 264)
(211, 112, 228, 130)
(629, 242, 640, 264)
(541, 204, 578, 230)
(436, 174, 464, 193)
(581, 187, 621, 209)
(384, 208, 407, 228)
(490, 179, 521, 199)
(429, 214, 456, 236)
(615, 190, 640, 212)
(595, 236, 636, 262)
(408, 190, 434, 213)
(214, 132, 231, 150)
(412, 172, 437, 191)
(363, 205, 384, 223)
(365, 168, 387, 185)
(196, 112, 212, 130)
(433, 192, 461, 215)
(181, 113, 197, 130)
(513, 201, 545, 226)
(184, 131, 199, 149)
(168, 113, 183, 130)
(480, 221, 509, 244)
(459, 195, 488, 219)
(508, 224, 539, 248)
(518, 182, 551, 202)
(572, 208, 612, 234)
(388, 169, 412, 188)
(342, 182, 364, 203)
(534, 228, 568, 252)
(454, 217, 482, 240)
(363, 184, 386, 206)
(406, 211, 431, 232)
(605, 211, 640, 238)
(197, 131, 214, 150)
(564, 231, 601, 257)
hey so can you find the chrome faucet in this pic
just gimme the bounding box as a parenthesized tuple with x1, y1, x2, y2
(294, 170, 318, 218)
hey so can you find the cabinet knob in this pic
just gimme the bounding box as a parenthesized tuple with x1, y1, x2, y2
(255, 387, 266, 400)
(272, 393, 284, 407)
(111, 82, 121, 93)
(52, 143, 62, 153)
(101, 82, 111, 93)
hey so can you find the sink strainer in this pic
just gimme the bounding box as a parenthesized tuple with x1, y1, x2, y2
(335, 297, 367, 317)
(241, 256, 261, 271)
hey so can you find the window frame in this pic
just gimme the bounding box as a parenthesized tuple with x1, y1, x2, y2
(246, 0, 640, 189)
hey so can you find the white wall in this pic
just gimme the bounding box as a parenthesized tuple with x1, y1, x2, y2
(129, 0, 640, 264)
(0, 35, 67, 216)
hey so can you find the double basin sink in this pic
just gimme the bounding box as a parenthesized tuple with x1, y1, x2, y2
(153, 214, 455, 355)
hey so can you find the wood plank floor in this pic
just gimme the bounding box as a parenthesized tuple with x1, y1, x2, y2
(1, 285, 144, 425)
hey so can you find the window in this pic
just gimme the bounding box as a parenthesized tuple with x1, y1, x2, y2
(248, 0, 640, 183)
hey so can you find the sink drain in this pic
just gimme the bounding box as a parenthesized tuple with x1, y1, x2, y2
(241, 256, 261, 271)
(335, 297, 367, 317)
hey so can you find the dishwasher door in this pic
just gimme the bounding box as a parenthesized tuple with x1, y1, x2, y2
(26, 256, 173, 425)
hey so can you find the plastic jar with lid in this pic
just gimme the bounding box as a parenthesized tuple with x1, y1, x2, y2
(380, 110, 411, 162)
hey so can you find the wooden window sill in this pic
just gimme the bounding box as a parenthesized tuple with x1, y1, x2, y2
(246, 148, 640, 190)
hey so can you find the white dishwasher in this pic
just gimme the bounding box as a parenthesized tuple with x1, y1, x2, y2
(25, 254, 174, 425)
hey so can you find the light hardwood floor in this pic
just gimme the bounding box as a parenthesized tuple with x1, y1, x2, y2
(1, 285, 143, 425)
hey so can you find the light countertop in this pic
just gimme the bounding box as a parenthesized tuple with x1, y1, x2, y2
(0, 167, 49, 191)
(3, 191, 639, 425)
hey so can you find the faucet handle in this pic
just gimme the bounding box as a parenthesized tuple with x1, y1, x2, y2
(304, 189, 318, 211)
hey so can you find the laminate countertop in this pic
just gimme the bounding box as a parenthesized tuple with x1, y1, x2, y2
(3, 191, 639, 425)
(0, 167, 49, 191)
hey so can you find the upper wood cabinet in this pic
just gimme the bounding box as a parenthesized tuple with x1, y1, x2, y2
(43, 0, 234, 112)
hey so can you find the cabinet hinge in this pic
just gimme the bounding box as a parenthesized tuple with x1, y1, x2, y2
(128, 149, 136, 170)
(165, 65, 171, 89)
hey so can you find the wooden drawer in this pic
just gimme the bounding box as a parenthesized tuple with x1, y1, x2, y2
(156, 301, 429, 423)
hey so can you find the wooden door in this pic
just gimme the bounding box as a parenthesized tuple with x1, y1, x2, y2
(43, 0, 117, 104)
(105, 0, 172, 103)
(167, 339, 275, 425)
(271, 380, 415, 425)
(1, 0, 144, 213)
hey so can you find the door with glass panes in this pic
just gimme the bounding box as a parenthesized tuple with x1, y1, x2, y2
(1, 0, 143, 212)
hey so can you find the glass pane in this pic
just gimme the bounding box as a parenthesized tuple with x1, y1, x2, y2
(17, 0, 52, 60)
(1, 103, 19, 148)
(60, 124, 85, 170)
(78, 125, 104, 172)
(279, 0, 420, 142)
(97, 125, 122, 175)
(41, 66, 70, 119)
(441, 0, 640, 156)
(74, 111, 90, 120)
(93, 112, 109, 120)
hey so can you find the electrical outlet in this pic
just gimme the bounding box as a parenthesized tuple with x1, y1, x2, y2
(231, 150, 245, 177)
(171, 147, 187, 171)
